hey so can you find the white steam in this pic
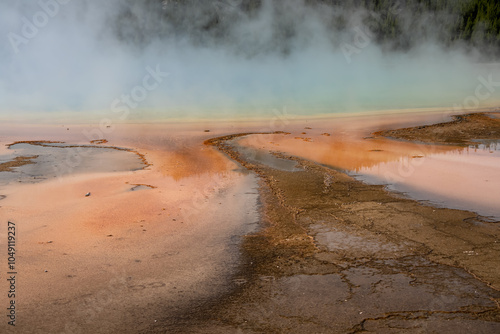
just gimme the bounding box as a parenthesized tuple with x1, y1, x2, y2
(0, 0, 499, 122)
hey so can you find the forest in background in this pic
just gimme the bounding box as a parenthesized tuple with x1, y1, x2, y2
(144, 0, 500, 57)
(359, 0, 500, 52)
(112, 0, 498, 58)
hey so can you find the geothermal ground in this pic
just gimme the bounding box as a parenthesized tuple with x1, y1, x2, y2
(0, 111, 499, 333)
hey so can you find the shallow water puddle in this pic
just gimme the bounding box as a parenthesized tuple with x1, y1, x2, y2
(353, 141, 500, 219)
(130, 184, 156, 191)
(230, 137, 301, 171)
(0, 142, 146, 185)
(238, 132, 500, 219)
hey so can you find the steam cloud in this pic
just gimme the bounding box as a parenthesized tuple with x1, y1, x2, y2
(1, 0, 499, 122)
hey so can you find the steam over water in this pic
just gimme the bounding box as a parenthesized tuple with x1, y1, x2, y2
(1, 0, 499, 122)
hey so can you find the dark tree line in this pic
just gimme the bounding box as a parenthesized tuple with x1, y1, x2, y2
(361, 0, 500, 52)
(457, 0, 500, 44)
(112, 0, 500, 57)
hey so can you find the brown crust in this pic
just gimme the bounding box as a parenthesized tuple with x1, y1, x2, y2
(0, 155, 39, 172)
(374, 112, 500, 145)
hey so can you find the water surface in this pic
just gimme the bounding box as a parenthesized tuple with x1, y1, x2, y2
(0, 142, 146, 186)
(352, 140, 500, 219)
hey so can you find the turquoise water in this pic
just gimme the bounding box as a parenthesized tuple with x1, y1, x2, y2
(1, 0, 499, 121)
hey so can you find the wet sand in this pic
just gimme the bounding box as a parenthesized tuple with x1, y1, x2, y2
(1, 111, 499, 333)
